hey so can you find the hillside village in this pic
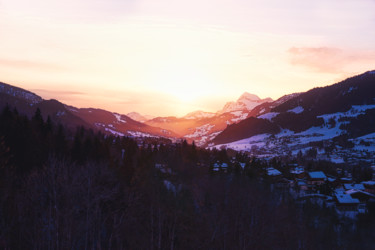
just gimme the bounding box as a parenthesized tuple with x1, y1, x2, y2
(207, 157, 375, 220)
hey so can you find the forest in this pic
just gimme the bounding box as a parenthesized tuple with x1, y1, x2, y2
(1, 105, 375, 249)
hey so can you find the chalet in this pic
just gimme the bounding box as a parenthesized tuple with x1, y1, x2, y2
(327, 177, 340, 187)
(212, 162, 228, 172)
(345, 189, 375, 203)
(334, 193, 360, 212)
(307, 171, 326, 186)
(362, 181, 375, 194)
(212, 163, 220, 172)
(339, 177, 352, 184)
(266, 167, 282, 177)
(296, 179, 308, 191)
(290, 166, 305, 179)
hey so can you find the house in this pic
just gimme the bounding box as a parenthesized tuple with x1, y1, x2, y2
(345, 189, 375, 203)
(362, 180, 375, 194)
(212, 162, 228, 172)
(290, 167, 305, 179)
(296, 179, 309, 191)
(212, 163, 220, 172)
(335, 193, 360, 212)
(340, 177, 353, 184)
(307, 171, 327, 186)
(266, 167, 282, 177)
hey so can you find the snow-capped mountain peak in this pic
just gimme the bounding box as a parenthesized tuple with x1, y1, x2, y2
(218, 92, 273, 114)
(238, 92, 261, 102)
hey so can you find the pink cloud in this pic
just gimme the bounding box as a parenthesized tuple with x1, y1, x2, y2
(288, 47, 375, 73)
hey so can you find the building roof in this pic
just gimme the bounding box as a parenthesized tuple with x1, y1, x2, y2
(362, 181, 375, 186)
(290, 167, 305, 175)
(345, 189, 375, 198)
(335, 194, 360, 204)
(221, 163, 228, 168)
(267, 168, 282, 176)
(297, 180, 307, 186)
(344, 183, 365, 191)
(308, 171, 326, 179)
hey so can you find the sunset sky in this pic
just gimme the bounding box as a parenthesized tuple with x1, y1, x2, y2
(1, 0, 375, 117)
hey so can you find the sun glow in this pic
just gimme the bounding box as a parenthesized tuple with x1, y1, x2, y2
(146, 63, 215, 103)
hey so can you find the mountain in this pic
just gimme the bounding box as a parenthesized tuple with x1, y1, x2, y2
(218, 92, 273, 114)
(183, 110, 216, 120)
(210, 70, 375, 165)
(126, 112, 155, 123)
(0, 82, 177, 139)
(145, 92, 275, 146)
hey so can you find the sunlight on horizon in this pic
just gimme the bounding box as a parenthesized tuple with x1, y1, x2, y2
(1, 0, 375, 116)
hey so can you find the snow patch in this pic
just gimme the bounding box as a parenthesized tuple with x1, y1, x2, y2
(128, 131, 153, 138)
(56, 111, 65, 117)
(288, 106, 304, 114)
(231, 111, 248, 123)
(185, 124, 215, 138)
(258, 112, 279, 121)
(105, 128, 124, 137)
(114, 113, 127, 123)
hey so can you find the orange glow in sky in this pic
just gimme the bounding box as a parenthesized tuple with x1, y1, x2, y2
(1, 0, 375, 116)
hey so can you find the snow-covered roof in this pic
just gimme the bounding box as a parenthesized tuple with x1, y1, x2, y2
(335, 188, 346, 195)
(345, 189, 375, 198)
(344, 183, 365, 191)
(362, 181, 375, 186)
(341, 177, 352, 181)
(335, 194, 360, 204)
(290, 167, 305, 175)
(221, 163, 228, 168)
(267, 167, 282, 176)
(308, 171, 326, 179)
(297, 180, 307, 186)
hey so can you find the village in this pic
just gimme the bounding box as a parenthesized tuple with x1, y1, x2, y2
(211, 159, 375, 220)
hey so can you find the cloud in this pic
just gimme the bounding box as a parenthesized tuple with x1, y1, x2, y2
(287, 47, 375, 73)
(0, 58, 67, 72)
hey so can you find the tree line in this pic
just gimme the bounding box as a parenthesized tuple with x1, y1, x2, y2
(0, 105, 375, 249)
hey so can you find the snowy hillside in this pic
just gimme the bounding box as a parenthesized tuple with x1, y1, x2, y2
(0, 82, 43, 104)
(209, 71, 375, 165)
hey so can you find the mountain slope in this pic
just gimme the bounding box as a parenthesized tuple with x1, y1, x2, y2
(0, 81, 177, 139)
(209, 70, 375, 164)
(146, 92, 275, 146)
(126, 112, 154, 123)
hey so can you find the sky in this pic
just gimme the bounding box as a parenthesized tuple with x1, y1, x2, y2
(1, 0, 375, 117)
